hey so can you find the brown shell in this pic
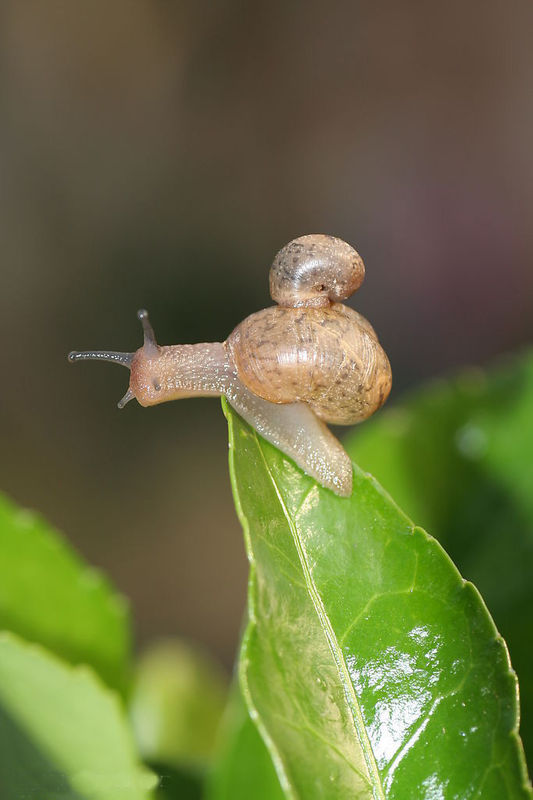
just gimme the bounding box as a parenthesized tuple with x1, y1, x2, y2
(226, 303, 391, 425)
(269, 234, 365, 308)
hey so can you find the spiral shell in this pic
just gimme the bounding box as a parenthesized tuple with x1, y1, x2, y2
(269, 234, 365, 308)
(226, 303, 391, 425)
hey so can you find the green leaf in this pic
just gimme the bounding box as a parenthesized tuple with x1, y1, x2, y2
(205, 682, 284, 800)
(130, 639, 227, 769)
(0, 492, 131, 693)
(0, 631, 156, 800)
(223, 399, 532, 799)
(345, 352, 533, 766)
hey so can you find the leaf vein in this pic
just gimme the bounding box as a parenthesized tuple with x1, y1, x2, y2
(254, 433, 386, 800)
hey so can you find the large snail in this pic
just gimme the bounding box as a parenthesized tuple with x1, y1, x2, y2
(69, 234, 391, 496)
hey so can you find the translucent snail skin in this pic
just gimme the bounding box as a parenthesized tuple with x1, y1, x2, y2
(68, 234, 392, 497)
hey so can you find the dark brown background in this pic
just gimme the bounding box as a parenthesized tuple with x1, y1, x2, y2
(1, 0, 532, 669)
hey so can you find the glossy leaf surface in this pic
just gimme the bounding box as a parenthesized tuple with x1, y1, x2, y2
(0, 492, 130, 692)
(0, 632, 155, 800)
(224, 399, 531, 799)
(345, 352, 533, 765)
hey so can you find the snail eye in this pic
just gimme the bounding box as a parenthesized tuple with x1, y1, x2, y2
(153, 379, 161, 391)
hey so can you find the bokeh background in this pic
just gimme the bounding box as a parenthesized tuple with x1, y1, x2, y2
(1, 0, 532, 670)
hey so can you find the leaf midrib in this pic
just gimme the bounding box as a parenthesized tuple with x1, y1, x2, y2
(253, 433, 385, 800)
(227, 421, 297, 800)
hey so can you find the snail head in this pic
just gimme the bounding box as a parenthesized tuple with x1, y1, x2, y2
(68, 309, 165, 408)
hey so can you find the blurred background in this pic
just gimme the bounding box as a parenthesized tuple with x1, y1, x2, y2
(1, 0, 532, 670)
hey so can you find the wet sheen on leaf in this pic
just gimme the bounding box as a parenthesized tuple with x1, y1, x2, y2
(345, 351, 533, 767)
(223, 399, 531, 799)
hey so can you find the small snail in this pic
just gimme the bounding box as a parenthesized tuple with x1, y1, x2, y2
(69, 234, 391, 496)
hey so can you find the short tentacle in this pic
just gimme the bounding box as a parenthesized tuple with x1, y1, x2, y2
(117, 388, 135, 409)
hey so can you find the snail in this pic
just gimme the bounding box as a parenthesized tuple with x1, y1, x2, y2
(68, 234, 391, 496)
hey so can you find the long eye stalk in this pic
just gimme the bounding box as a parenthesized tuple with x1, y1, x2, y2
(68, 350, 134, 368)
(137, 308, 159, 353)
(68, 309, 160, 408)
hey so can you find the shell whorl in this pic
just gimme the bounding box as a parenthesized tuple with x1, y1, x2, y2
(227, 304, 392, 425)
(269, 234, 365, 308)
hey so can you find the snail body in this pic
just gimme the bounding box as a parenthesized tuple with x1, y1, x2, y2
(69, 234, 391, 496)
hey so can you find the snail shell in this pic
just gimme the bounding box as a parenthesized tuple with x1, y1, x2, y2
(227, 304, 390, 425)
(269, 234, 365, 307)
(227, 235, 391, 425)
